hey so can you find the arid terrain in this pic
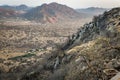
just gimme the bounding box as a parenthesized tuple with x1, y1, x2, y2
(0, 2, 120, 80)
(0, 16, 92, 79)
(0, 18, 91, 58)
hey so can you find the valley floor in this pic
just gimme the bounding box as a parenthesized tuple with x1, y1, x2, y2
(0, 18, 91, 80)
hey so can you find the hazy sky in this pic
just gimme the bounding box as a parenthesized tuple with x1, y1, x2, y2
(0, 0, 120, 8)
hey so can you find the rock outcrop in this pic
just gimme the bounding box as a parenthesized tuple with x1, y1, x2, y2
(63, 7, 120, 50)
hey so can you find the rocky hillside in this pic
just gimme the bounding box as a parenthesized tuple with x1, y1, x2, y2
(64, 7, 120, 49)
(24, 2, 84, 23)
(61, 7, 120, 80)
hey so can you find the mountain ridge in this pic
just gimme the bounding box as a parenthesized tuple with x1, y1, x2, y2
(24, 2, 85, 23)
(0, 3, 109, 23)
(76, 7, 109, 17)
(0, 4, 31, 11)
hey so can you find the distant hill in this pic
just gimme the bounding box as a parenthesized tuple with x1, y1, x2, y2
(0, 4, 31, 11)
(0, 4, 109, 23)
(76, 7, 109, 17)
(0, 8, 18, 18)
(0, 5, 32, 18)
(24, 2, 85, 23)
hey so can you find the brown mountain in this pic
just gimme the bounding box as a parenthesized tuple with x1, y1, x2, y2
(24, 2, 84, 23)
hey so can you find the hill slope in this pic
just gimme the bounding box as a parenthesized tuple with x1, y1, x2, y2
(64, 7, 120, 49)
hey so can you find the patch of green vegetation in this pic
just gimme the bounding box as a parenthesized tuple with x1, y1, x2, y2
(8, 53, 35, 60)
